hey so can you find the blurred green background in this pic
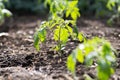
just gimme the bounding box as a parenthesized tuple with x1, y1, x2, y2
(3, 0, 119, 21)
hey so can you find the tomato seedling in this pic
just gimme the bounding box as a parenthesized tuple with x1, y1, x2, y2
(34, 0, 80, 52)
(67, 37, 116, 80)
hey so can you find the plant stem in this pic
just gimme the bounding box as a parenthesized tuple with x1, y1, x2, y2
(58, 26, 62, 53)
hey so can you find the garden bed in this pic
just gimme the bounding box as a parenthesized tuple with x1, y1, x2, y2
(0, 15, 120, 80)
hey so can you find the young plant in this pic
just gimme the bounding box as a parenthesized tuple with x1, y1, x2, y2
(34, 0, 80, 51)
(0, 0, 12, 25)
(34, 17, 74, 51)
(107, 0, 120, 25)
(44, 0, 80, 21)
(67, 37, 116, 80)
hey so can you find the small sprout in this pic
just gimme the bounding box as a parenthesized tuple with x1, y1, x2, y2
(67, 37, 116, 80)
(0, 0, 12, 25)
(34, 27, 46, 51)
(34, 0, 80, 52)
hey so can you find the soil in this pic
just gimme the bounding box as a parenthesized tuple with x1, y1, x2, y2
(0, 15, 120, 80)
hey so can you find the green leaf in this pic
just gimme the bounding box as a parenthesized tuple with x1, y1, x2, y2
(76, 48, 84, 63)
(67, 51, 76, 74)
(78, 33, 83, 42)
(53, 27, 60, 41)
(118, 6, 120, 12)
(38, 28, 46, 42)
(34, 31, 40, 51)
(101, 42, 116, 62)
(66, 25, 73, 34)
(85, 52, 97, 66)
(44, 0, 51, 7)
(107, 1, 115, 10)
(102, 42, 112, 56)
(71, 11, 77, 20)
(34, 27, 46, 51)
(68, 1, 78, 8)
(2, 9, 12, 17)
(54, 45, 59, 51)
(66, 10, 70, 17)
(84, 46, 94, 56)
(97, 60, 113, 80)
(54, 26, 69, 43)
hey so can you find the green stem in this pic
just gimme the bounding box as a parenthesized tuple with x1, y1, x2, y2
(58, 26, 62, 53)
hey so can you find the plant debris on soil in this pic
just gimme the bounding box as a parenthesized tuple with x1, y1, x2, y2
(0, 15, 120, 80)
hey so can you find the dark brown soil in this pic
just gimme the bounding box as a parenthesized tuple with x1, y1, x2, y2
(0, 15, 120, 80)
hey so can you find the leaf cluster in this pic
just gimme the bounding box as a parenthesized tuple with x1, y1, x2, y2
(34, 0, 80, 51)
(67, 37, 116, 80)
(0, 0, 11, 25)
(34, 17, 74, 51)
(107, 0, 120, 24)
(45, 0, 80, 21)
